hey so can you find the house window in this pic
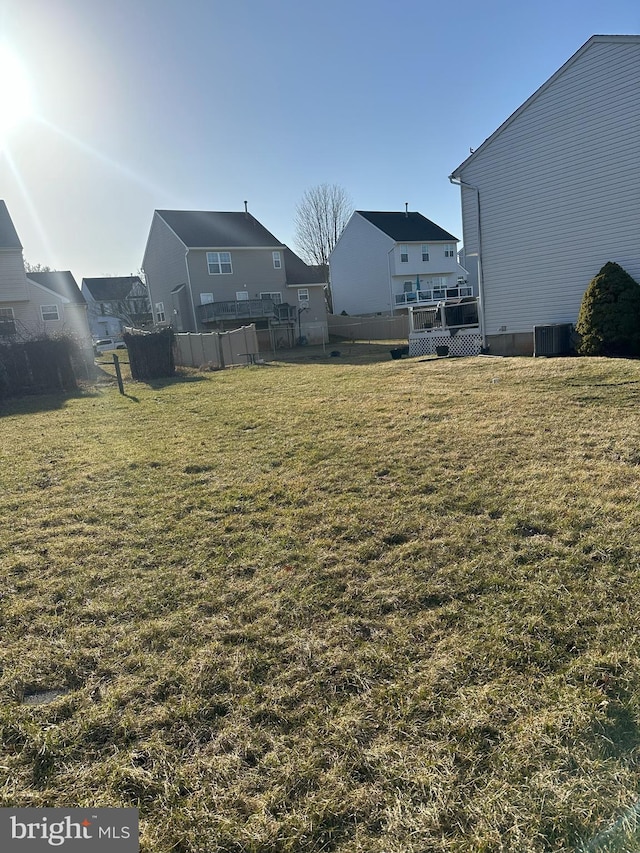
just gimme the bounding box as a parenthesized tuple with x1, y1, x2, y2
(206, 251, 233, 274)
(444, 244, 455, 258)
(422, 245, 429, 262)
(0, 307, 16, 336)
(272, 251, 282, 269)
(403, 281, 413, 293)
(200, 292, 214, 304)
(41, 304, 60, 321)
(236, 291, 249, 301)
(297, 288, 309, 303)
(155, 302, 166, 323)
(260, 292, 282, 304)
(400, 245, 408, 263)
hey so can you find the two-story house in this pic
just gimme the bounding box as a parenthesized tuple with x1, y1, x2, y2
(142, 208, 328, 349)
(81, 275, 152, 339)
(330, 210, 471, 316)
(0, 200, 91, 345)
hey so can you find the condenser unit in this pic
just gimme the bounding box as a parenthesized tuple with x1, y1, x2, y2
(533, 323, 573, 357)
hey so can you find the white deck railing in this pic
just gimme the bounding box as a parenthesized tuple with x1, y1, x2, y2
(395, 285, 473, 306)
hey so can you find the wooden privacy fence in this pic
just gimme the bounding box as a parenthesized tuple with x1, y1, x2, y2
(328, 313, 409, 341)
(173, 325, 260, 368)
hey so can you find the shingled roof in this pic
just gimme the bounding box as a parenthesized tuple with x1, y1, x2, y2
(156, 210, 284, 248)
(82, 276, 143, 301)
(0, 200, 23, 250)
(357, 211, 458, 243)
(27, 271, 85, 304)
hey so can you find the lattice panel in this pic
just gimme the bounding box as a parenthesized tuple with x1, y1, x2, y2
(409, 334, 483, 358)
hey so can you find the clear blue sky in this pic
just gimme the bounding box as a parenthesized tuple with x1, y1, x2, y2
(1, 0, 639, 282)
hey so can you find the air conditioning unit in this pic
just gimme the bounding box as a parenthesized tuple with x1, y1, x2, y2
(533, 323, 573, 357)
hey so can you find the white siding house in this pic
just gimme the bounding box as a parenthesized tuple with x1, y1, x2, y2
(330, 211, 470, 316)
(450, 35, 640, 356)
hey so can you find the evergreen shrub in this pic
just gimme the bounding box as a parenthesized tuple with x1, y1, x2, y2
(576, 262, 640, 357)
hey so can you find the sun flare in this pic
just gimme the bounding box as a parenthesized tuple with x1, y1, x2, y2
(0, 45, 33, 147)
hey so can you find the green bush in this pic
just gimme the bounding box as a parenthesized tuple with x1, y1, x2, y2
(576, 262, 640, 357)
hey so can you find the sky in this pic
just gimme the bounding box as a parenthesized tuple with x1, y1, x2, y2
(0, 0, 639, 283)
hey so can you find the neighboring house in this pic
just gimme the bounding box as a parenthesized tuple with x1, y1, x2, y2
(81, 275, 152, 339)
(450, 34, 640, 356)
(0, 200, 91, 345)
(329, 210, 470, 316)
(142, 208, 328, 348)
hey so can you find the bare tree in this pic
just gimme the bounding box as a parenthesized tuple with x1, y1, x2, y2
(24, 261, 53, 272)
(294, 183, 352, 268)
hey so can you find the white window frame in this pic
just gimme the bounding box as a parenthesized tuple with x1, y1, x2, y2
(155, 302, 166, 323)
(272, 251, 282, 269)
(235, 291, 249, 301)
(297, 288, 309, 303)
(444, 244, 455, 258)
(206, 251, 233, 275)
(421, 245, 430, 262)
(260, 291, 282, 304)
(400, 245, 408, 263)
(40, 304, 60, 321)
(0, 307, 16, 335)
(200, 292, 214, 304)
(403, 281, 413, 293)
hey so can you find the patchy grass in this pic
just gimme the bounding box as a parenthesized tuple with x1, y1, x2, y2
(2, 354, 640, 852)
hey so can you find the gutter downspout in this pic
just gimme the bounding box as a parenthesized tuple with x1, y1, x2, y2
(184, 249, 199, 331)
(448, 175, 486, 349)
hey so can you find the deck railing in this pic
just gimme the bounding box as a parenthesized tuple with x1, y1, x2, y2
(410, 299, 479, 333)
(198, 300, 296, 323)
(395, 285, 473, 306)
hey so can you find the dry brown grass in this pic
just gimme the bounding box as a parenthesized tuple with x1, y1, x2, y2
(1, 353, 640, 851)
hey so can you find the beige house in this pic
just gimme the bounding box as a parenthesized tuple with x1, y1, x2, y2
(0, 200, 91, 346)
(142, 207, 328, 348)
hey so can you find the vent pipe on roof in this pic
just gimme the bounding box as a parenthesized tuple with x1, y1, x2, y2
(244, 200, 248, 218)
(405, 202, 409, 217)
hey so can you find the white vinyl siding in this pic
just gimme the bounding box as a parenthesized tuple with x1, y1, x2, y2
(329, 213, 396, 314)
(455, 37, 640, 337)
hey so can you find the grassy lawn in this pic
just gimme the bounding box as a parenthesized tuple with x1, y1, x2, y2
(2, 352, 640, 852)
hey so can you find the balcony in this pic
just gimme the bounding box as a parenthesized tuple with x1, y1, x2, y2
(197, 299, 296, 324)
(395, 285, 473, 307)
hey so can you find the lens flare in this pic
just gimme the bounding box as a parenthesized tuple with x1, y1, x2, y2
(0, 45, 34, 147)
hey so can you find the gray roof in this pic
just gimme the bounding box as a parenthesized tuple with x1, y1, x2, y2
(27, 271, 86, 304)
(283, 249, 327, 285)
(357, 211, 458, 243)
(82, 276, 143, 301)
(0, 200, 23, 250)
(157, 210, 284, 248)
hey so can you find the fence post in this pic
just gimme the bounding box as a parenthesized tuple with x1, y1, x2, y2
(113, 354, 125, 395)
